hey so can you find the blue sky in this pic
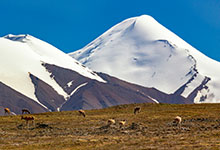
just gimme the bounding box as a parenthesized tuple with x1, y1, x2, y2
(0, 0, 220, 61)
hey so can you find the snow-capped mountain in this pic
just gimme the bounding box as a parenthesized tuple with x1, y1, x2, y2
(70, 15, 220, 103)
(0, 34, 106, 114)
(1, 34, 187, 115)
(1, 34, 105, 100)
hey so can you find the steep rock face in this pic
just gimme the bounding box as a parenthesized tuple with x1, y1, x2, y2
(70, 15, 220, 103)
(44, 63, 156, 110)
(42, 63, 91, 95)
(29, 73, 66, 111)
(43, 63, 192, 111)
(0, 82, 47, 115)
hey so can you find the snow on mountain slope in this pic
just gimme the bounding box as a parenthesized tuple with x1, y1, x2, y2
(0, 34, 105, 109)
(70, 15, 220, 103)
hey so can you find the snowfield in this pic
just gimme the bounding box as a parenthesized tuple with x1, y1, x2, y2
(70, 15, 220, 103)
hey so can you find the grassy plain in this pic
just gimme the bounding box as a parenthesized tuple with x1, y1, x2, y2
(1, 103, 220, 149)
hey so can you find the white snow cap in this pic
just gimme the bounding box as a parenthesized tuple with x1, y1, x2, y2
(70, 14, 220, 103)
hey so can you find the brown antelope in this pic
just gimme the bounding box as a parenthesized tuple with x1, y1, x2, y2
(4, 108, 11, 115)
(119, 120, 126, 128)
(21, 116, 35, 127)
(107, 119, 116, 125)
(22, 108, 31, 114)
(78, 109, 86, 117)
(134, 106, 141, 115)
(173, 116, 182, 129)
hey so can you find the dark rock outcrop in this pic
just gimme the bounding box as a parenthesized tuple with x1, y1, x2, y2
(29, 73, 66, 111)
(43, 63, 192, 111)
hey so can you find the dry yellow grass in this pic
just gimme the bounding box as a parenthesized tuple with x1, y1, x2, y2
(1, 103, 220, 149)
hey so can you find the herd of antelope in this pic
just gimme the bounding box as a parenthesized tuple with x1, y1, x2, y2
(4, 108, 34, 127)
(2, 106, 182, 129)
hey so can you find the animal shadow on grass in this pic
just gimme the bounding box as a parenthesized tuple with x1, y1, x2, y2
(17, 123, 53, 130)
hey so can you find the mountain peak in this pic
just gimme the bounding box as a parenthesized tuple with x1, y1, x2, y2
(134, 14, 156, 22)
(70, 15, 220, 103)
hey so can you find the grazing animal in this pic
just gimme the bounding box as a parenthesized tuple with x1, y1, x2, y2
(22, 108, 31, 114)
(78, 109, 86, 117)
(134, 107, 141, 115)
(173, 116, 182, 128)
(107, 119, 116, 125)
(4, 108, 11, 115)
(21, 116, 35, 126)
(119, 120, 126, 128)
